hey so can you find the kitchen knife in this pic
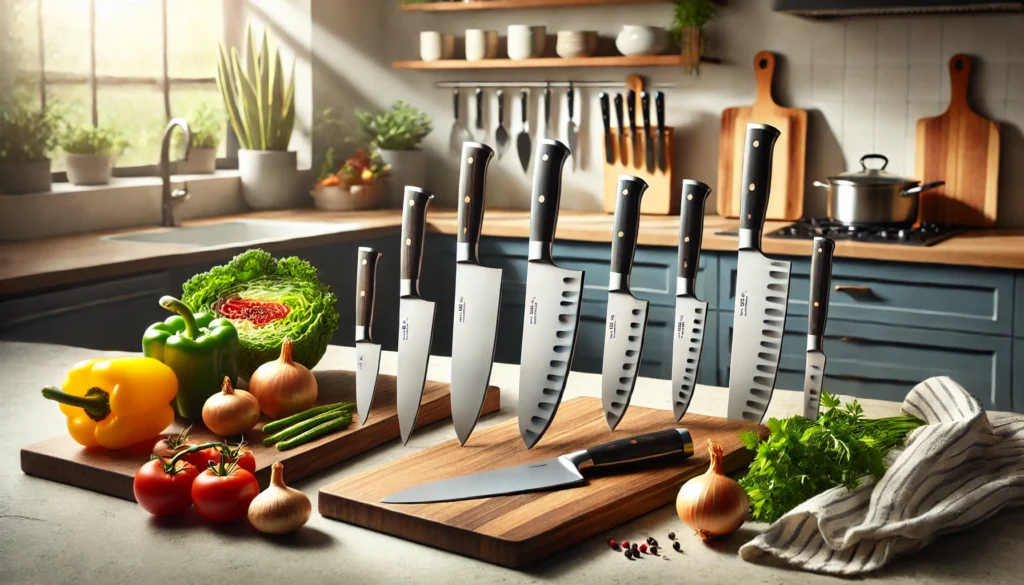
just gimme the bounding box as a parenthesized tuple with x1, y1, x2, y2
(450, 142, 502, 446)
(614, 93, 626, 165)
(641, 91, 654, 173)
(672, 179, 712, 421)
(449, 89, 471, 155)
(495, 89, 509, 159)
(517, 89, 531, 173)
(543, 85, 552, 139)
(726, 123, 790, 424)
(627, 90, 639, 168)
(382, 428, 693, 504)
(397, 186, 436, 445)
(518, 139, 581, 449)
(655, 91, 667, 172)
(355, 246, 382, 426)
(474, 87, 484, 132)
(803, 237, 835, 420)
(602, 175, 650, 431)
(566, 84, 578, 170)
(599, 92, 613, 165)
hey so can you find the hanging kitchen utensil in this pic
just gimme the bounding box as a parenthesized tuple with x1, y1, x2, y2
(627, 89, 639, 169)
(449, 88, 466, 155)
(474, 87, 485, 132)
(517, 89, 532, 173)
(655, 91, 667, 172)
(566, 83, 578, 170)
(599, 92, 613, 165)
(495, 89, 509, 160)
(803, 237, 835, 421)
(614, 93, 626, 165)
(543, 84, 553, 140)
(355, 246, 382, 426)
(641, 91, 654, 173)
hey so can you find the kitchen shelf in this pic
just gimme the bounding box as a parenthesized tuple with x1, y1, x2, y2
(400, 0, 671, 12)
(393, 55, 716, 70)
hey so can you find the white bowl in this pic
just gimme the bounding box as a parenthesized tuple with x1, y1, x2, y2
(508, 25, 545, 60)
(556, 31, 598, 59)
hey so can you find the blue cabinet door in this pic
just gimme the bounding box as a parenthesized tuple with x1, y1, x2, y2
(1014, 340, 1022, 412)
(1015, 275, 1023, 338)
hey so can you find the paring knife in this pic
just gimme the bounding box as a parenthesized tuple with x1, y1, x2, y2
(726, 123, 790, 424)
(543, 85, 552, 139)
(566, 84, 578, 170)
(614, 93, 626, 165)
(494, 90, 509, 159)
(397, 186, 436, 444)
(602, 175, 650, 431)
(627, 89, 639, 169)
(672, 179, 712, 421)
(474, 87, 484, 132)
(599, 92, 613, 165)
(450, 142, 502, 446)
(641, 91, 654, 173)
(655, 91, 667, 172)
(355, 246, 382, 426)
(518, 139, 581, 449)
(383, 428, 693, 504)
(803, 237, 835, 420)
(517, 89, 531, 173)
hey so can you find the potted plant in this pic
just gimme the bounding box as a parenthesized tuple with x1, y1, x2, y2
(60, 123, 128, 186)
(179, 103, 222, 174)
(671, 0, 716, 70)
(0, 101, 63, 194)
(356, 101, 432, 208)
(217, 25, 298, 209)
(310, 148, 390, 211)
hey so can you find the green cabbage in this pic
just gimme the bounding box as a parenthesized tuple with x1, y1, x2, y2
(182, 249, 339, 379)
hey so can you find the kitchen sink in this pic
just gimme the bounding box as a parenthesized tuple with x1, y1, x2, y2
(106, 219, 353, 249)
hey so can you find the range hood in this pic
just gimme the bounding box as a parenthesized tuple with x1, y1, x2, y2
(774, 0, 1023, 19)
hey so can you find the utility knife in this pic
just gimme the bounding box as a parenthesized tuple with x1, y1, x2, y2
(804, 237, 835, 420)
(355, 246, 382, 426)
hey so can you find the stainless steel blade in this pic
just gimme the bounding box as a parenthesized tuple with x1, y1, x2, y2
(517, 132, 531, 173)
(382, 453, 586, 504)
(518, 262, 584, 448)
(355, 340, 382, 426)
(496, 126, 509, 159)
(803, 350, 826, 420)
(567, 122, 578, 170)
(672, 295, 708, 421)
(726, 252, 792, 423)
(397, 297, 436, 444)
(449, 123, 461, 156)
(450, 263, 503, 445)
(601, 292, 649, 430)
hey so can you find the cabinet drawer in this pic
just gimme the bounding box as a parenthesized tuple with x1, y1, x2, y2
(718, 312, 1013, 412)
(719, 256, 1013, 335)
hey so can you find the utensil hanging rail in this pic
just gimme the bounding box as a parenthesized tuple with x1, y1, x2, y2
(434, 81, 678, 89)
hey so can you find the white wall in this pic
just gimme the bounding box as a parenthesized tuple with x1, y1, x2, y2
(311, 1, 1024, 227)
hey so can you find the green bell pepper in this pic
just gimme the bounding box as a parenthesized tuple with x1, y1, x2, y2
(143, 296, 239, 422)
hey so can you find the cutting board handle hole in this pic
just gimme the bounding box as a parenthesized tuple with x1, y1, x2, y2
(758, 58, 768, 69)
(954, 59, 964, 71)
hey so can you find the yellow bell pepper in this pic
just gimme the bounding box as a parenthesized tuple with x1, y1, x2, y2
(41, 357, 178, 449)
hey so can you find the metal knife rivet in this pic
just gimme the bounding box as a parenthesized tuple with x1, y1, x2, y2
(684, 236, 690, 242)
(684, 261, 688, 268)
(464, 227, 467, 234)
(747, 214, 752, 219)
(618, 231, 624, 238)
(465, 196, 470, 203)
(361, 290, 365, 297)
(408, 199, 415, 206)
(748, 183, 755, 191)
(362, 259, 367, 265)
(753, 140, 760, 148)
(406, 238, 412, 246)
(687, 194, 693, 201)
(543, 154, 549, 162)
(814, 301, 820, 307)
(539, 195, 546, 203)
(818, 247, 823, 253)
(622, 189, 628, 196)
(467, 157, 474, 164)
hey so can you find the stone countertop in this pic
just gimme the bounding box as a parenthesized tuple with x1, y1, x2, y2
(3, 341, 1022, 584)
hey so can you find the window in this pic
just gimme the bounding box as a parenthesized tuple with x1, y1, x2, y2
(10, 0, 230, 172)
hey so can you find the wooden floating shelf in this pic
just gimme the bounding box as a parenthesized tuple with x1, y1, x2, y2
(393, 55, 716, 70)
(401, 0, 671, 12)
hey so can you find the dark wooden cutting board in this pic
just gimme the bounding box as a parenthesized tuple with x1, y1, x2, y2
(319, 397, 766, 568)
(21, 371, 500, 501)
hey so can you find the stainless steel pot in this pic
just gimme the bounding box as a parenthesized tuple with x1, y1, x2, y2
(813, 154, 945, 227)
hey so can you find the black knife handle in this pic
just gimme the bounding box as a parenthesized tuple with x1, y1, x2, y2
(614, 93, 624, 133)
(738, 123, 781, 250)
(677, 179, 712, 295)
(401, 186, 434, 296)
(356, 246, 381, 341)
(567, 84, 575, 120)
(599, 92, 610, 132)
(808, 237, 835, 343)
(496, 89, 505, 126)
(528, 139, 571, 262)
(640, 91, 651, 130)
(543, 85, 551, 126)
(452, 88, 460, 122)
(609, 175, 648, 291)
(655, 91, 665, 133)
(520, 89, 528, 125)
(588, 428, 694, 468)
(475, 87, 484, 130)
(627, 90, 637, 132)
(457, 142, 494, 262)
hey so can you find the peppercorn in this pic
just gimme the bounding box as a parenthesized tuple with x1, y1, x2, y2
(668, 532, 676, 540)
(639, 544, 648, 553)
(647, 537, 658, 547)
(631, 543, 639, 551)
(624, 549, 633, 560)
(651, 546, 658, 555)
(608, 539, 618, 550)
(673, 541, 682, 552)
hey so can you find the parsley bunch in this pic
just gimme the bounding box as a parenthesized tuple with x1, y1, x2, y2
(739, 392, 924, 524)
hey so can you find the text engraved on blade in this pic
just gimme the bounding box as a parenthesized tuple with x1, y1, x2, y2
(607, 315, 616, 339)
(676, 315, 685, 339)
(738, 291, 749, 317)
(528, 297, 539, 325)
(401, 318, 410, 341)
(458, 296, 467, 324)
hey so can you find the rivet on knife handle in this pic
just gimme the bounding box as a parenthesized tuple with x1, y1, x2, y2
(610, 175, 648, 290)
(738, 124, 782, 251)
(356, 247, 381, 342)
(678, 180, 712, 295)
(529, 140, 572, 263)
(458, 142, 494, 264)
(401, 186, 434, 297)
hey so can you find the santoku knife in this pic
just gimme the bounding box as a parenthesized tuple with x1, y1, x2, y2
(627, 90, 639, 168)
(382, 428, 693, 504)
(726, 123, 790, 424)
(614, 93, 626, 165)
(602, 175, 650, 430)
(655, 91, 667, 172)
(355, 246, 382, 426)
(566, 84, 578, 170)
(803, 237, 835, 420)
(599, 92, 613, 165)
(517, 89, 532, 173)
(397, 186, 436, 444)
(518, 139, 581, 449)
(641, 91, 654, 173)
(450, 142, 502, 446)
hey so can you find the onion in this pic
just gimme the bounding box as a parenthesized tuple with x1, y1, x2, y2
(248, 337, 318, 420)
(676, 439, 750, 541)
(202, 377, 262, 437)
(248, 461, 311, 534)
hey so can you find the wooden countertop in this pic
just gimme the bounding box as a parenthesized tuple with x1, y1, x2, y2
(3, 208, 1023, 296)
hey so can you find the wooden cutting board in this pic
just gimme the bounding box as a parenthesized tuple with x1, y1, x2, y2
(319, 397, 766, 568)
(718, 51, 807, 220)
(21, 372, 500, 501)
(915, 54, 1001, 226)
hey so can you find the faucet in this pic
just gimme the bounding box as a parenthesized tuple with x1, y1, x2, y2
(160, 118, 192, 227)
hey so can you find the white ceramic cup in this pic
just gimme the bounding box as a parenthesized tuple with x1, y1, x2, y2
(420, 31, 454, 62)
(508, 24, 542, 60)
(465, 29, 498, 61)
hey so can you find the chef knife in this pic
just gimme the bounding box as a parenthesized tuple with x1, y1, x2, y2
(726, 123, 790, 424)
(627, 89, 639, 169)
(655, 91, 667, 172)
(495, 89, 509, 159)
(518, 139, 581, 449)
(450, 142, 502, 446)
(803, 237, 835, 420)
(397, 186, 436, 444)
(641, 91, 654, 173)
(543, 85, 552, 139)
(614, 93, 626, 165)
(355, 246, 382, 426)
(474, 87, 484, 132)
(602, 174, 650, 431)
(382, 428, 693, 504)
(671, 179, 712, 421)
(599, 92, 613, 165)
(517, 89, 531, 173)
(566, 84, 578, 170)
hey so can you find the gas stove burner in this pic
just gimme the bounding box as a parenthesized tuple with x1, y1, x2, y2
(766, 218, 966, 247)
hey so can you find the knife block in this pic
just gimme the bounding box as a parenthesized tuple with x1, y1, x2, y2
(602, 127, 676, 215)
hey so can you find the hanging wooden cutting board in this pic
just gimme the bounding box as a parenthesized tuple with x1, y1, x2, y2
(915, 54, 1000, 226)
(718, 51, 807, 220)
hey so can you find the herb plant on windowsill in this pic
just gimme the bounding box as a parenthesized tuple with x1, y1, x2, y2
(60, 123, 128, 186)
(0, 101, 65, 194)
(356, 101, 432, 207)
(178, 104, 224, 174)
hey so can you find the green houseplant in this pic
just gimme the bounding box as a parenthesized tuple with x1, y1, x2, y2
(179, 103, 224, 174)
(356, 101, 432, 207)
(672, 0, 716, 71)
(0, 101, 64, 194)
(60, 123, 128, 186)
(217, 24, 300, 209)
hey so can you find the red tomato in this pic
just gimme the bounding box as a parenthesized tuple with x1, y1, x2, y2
(191, 446, 256, 474)
(191, 466, 259, 523)
(133, 459, 199, 516)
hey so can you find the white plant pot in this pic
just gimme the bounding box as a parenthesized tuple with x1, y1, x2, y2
(238, 149, 302, 210)
(310, 183, 383, 211)
(65, 154, 113, 186)
(0, 159, 52, 194)
(181, 148, 217, 174)
(616, 25, 668, 56)
(377, 149, 426, 208)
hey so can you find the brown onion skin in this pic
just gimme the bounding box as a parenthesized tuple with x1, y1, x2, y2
(248, 461, 311, 534)
(676, 439, 750, 541)
(202, 377, 262, 436)
(248, 337, 318, 420)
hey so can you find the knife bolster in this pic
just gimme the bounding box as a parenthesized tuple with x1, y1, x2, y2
(400, 278, 419, 298)
(609, 271, 628, 293)
(355, 325, 369, 343)
(807, 333, 823, 353)
(738, 228, 760, 252)
(528, 240, 552, 263)
(457, 242, 479, 264)
(677, 277, 695, 298)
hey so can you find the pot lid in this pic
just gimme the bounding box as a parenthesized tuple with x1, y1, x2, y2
(828, 154, 918, 186)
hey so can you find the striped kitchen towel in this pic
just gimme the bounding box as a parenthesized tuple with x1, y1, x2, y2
(739, 376, 1024, 575)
